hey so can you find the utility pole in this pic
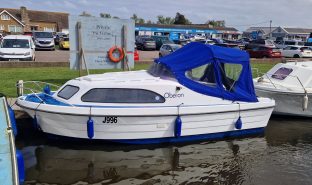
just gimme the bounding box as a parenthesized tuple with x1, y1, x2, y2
(269, 20, 272, 39)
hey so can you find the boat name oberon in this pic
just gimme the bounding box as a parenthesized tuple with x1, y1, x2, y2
(163, 92, 184, 98)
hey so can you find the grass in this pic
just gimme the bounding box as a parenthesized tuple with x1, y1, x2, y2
(0, 62, 274, 97)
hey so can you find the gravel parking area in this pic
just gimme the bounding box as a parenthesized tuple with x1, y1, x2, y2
(34, 50, 157, 63)
(35, 49, 69, 62)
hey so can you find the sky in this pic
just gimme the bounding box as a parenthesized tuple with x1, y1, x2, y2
(2, 0, 312, 31)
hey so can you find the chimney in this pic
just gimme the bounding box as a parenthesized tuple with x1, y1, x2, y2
(20, 6, 30, 32)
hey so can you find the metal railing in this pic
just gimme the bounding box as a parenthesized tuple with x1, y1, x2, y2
(16, 80, 75, 107)
(255, 71, 307, 93)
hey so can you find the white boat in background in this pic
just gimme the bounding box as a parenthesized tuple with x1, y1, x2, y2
(16, 43, 275, 144)
(254, 61, 312, 117)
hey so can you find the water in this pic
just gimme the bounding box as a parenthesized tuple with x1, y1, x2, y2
(16, 116, 312, 185)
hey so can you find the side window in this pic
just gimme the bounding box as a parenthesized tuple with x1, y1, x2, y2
(185, 63, 217, 87)
(57, 85, 79, 100)
(81, 88, 165, 103)
(284, 46, 291, 50)
(219, 63, 243, 92)
(290, 47, 298, 50)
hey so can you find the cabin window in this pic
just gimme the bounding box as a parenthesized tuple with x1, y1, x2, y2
(219, 63, 243, 92)
(81, 88, 165, 103)
(57, 85, 79, 100)
(185, 63, 217, 88)
(271, 67, 293, 80)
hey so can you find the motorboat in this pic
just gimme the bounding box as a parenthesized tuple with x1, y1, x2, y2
(254, 61, 312, 117)
(0, 96, 24, 184)
(16, 43, 275, 144)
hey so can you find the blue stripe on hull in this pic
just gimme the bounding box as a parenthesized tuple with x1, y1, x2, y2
(45, 127, 265, 145)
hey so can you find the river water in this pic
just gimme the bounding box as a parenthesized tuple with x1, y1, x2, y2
(16, 116, 312, 185)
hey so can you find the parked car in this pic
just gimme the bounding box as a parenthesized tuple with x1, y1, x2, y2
(195, 39, 215, 45)
(246, 39, 276, 49)
(159, 44, 181, 57)
(135, 36, 156, 50)
(59, 37, 69, 50)
(33, 31, 55, 50)
(281, 46, 312, 58)
(247, 46, 281, 58)
(151, 36, 174, 50)
(54, 32, 67, 45)
(0, 35, 35, 61)
(215, 43, 240, 49)
(275, 40, 305, 49)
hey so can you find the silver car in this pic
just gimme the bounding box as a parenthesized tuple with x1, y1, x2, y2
(159, 44, 182, 57)
(33, 31, 55, 50)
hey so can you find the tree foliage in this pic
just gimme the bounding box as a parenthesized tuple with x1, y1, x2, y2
(205, 20, 226, 27)
(131, 14, 145, 24)
(157, 15, 175, 24)
(173, 12, 192, 24)
(80, 11, 92, 17)
(100, 13, 111, 18)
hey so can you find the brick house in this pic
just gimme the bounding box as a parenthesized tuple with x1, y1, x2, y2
(0, 6, 68, 34)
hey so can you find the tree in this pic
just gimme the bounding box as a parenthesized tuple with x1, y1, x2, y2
(100, 13, 111, 18)
(205, 20, 225, 27)
(146, 20, 153, 24)
(157, 15, 174, 24)
(173, 12, 191, 25)
(131, 14, 145, 23)
(80, 11, 92, 17)
(112, 16, 120, 19)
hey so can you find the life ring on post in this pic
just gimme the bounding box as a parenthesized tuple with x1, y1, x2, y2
(108, 46, 124, 63)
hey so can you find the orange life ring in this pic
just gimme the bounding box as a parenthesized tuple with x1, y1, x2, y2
(108, 46, 124, 63)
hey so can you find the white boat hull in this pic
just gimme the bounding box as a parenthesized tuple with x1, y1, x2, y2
(17, 98, 274, 143)
(256, 88, 312, 117)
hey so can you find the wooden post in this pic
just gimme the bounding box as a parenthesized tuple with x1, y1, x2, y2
(76, 22, 83, 76)
(122, 25, 129, 71)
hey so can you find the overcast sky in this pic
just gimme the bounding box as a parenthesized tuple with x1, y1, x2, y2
(2, 0, 312, 31)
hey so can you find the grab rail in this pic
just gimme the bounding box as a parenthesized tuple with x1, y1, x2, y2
(257, 72, 306, 93)
(16, 80, 76, 107)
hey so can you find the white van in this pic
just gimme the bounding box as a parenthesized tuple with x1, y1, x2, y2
(0, 35, 35, 61)
(275, 40, 305, 49)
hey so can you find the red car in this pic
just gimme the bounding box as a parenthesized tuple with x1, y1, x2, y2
(247, 46, 281, 58)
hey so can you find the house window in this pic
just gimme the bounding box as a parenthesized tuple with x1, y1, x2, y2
(1, 13, 10, 20)
(31, 26, 38, 31)
(8, 25, 23, 33)
(43, 27, 55, 32)
(0, 25, 4, 30)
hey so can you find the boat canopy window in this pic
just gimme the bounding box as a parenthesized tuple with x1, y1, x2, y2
(186, 62, 242, 92)
(271, 67, 293, 80)
(186, 63, 217, 88)
(148, 63, 175, 80)
(155, 42, 258, 102)
(57, 85, 79, 100)
(81, 88, 165, 103)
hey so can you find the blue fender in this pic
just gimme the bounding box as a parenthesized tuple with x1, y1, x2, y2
(16, 150, 25, 184)
(235, 116, 242, 129)
(175, 116, 182, 137)
(87, 117, 94, 139)
(8, 106, 17, 136)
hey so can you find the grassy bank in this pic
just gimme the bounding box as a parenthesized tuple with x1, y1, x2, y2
(0, 62, 274, 97)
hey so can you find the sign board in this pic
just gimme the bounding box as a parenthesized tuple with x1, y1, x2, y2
(69, 15, 135, 70)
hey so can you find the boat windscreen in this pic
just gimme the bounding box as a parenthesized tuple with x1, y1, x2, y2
(147, 63, 175, 79)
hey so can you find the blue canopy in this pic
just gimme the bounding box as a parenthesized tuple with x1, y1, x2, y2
(155, 42, 258, 102)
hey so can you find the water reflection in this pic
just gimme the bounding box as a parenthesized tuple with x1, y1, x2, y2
(18, 117, 312, 185)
